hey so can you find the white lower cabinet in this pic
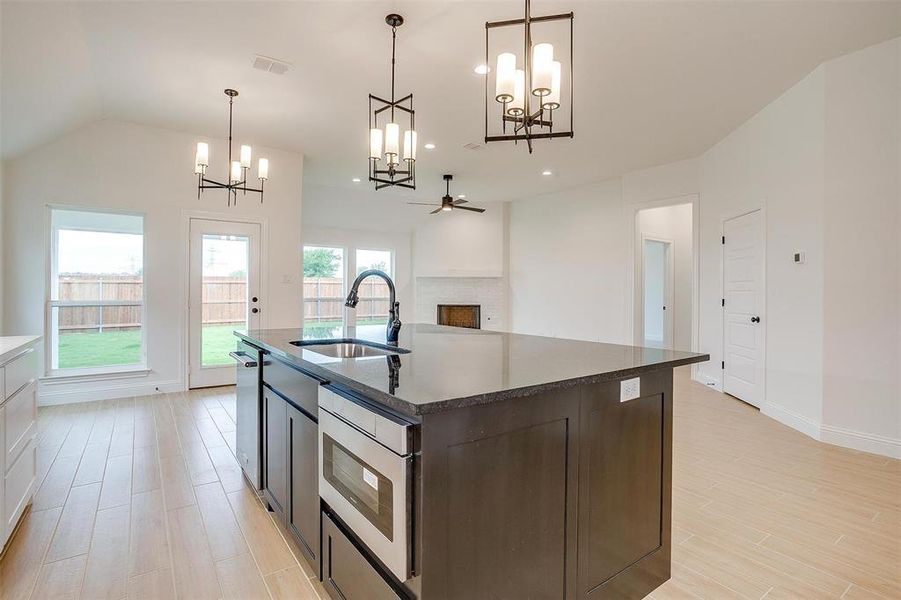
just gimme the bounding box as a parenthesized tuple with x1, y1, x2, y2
(0, 338, 40, 554)
(4, 440, 35, 539)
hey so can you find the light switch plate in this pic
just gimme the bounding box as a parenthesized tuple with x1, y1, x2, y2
(620, 378, 641, 402)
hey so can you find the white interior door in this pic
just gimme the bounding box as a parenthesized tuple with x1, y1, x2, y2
(642, 238, 674, 349)
(189, 218, 261, 388)
(722, 210, 764, 407)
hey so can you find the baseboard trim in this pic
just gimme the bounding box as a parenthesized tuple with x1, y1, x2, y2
(692, 369, 722, 392)
(37, 377, 183, 406)
(761, 402, 821, 439)
(761, 401, 900, 459)
(820, 424, 901, 460)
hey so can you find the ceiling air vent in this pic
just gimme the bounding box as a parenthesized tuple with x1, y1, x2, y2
(463, 142, 485, 151)
(251, 54, 292, 75)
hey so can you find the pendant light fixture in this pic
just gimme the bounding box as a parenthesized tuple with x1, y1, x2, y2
(484, 0, 573, 153)
(369, 14, 417, 190)
(193, 89, 269, 205)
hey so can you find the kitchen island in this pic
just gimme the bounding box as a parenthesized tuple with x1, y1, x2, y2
(235, 324, 707, 600)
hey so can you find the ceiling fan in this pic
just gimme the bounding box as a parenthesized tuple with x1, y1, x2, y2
(408, 174, 486, 214)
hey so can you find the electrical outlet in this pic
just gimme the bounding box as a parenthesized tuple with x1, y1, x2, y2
(620, 378, 640, 402)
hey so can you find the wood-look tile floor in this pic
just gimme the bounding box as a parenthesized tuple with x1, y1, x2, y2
(1, 367, 898, 599)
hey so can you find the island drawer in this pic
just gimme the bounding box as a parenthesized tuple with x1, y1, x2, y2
(321, 511, 401, 600)
(263, 357, 326, 418)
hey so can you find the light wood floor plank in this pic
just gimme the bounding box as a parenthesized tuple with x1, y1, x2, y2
(264, 566, 319, 600)
(128, 489, 169, 579)
(44, 482, 101, 563)
(72, 442, 110, 487)
(215, 553, 270, 600)
(226, 487, 297, 576)
(80, 504, 130, 600)
(194, 481, 249, 562)
(30, 554, 87, 600)
(98, 454, 133, 510)
(166, 505, 221, 600)
(126, 568, 175, 600)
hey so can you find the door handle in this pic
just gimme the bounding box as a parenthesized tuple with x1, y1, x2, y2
(229, 351, 258, 367)
(751, 316, 760, 323)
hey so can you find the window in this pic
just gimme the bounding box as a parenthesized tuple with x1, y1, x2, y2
(48, 208, 146, 374)
(303, 246, 346, 338)
(354, 249, 394, 332)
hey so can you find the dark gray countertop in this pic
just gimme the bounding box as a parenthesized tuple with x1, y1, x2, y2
(235, 324, 708, 418)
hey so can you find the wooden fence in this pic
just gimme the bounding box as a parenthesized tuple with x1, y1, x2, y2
(303, 277, 390, 322)
(57, 274, 391, 333)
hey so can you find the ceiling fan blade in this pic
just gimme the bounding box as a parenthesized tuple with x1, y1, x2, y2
(430, 207, 443, 214)
(455, 206, 486, 213)
(454, 199, 469, 205)
(408, 202, 440, 206)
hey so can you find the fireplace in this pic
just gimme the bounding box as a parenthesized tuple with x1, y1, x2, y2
(437, 304, 481, 329)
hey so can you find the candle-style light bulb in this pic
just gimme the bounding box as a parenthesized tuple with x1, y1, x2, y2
(230, 161, 242, 183)
(507, 69, 526, 116)
(240, 145, 252, 168)
(495, 52, 516, 103)
(369, 128, 383, 160)
(403, 130, 417, 162)
(195, 142, 209, 167)
(384, 123, 400, 166)
(543, 61, 562, 110)
(531, 43, 554, 96)
(258, 158, 269, 181)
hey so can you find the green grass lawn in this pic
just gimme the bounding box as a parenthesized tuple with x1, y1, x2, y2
(58, 320, 389, 369)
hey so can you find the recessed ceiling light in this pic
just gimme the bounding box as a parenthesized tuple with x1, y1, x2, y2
(352, 177, 361, 183)
(424, 143, 436, 150)
(474, 64, 490, 75)
(458, 194, 466, 199)
(542, 170, 553, 176)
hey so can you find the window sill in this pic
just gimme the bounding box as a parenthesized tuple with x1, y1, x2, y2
(42, 366, 151, 384)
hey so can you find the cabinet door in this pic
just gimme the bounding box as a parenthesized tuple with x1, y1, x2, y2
(322, 511, 400, 600)
(577, 371, 672, 598)
(288, 404, 320, 573)
(263, 390, 288, 516)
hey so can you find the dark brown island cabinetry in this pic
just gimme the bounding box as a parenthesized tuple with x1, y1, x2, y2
(238, 325, 707, 600)
(261, 357, 323, 576)
(417, 369, 672, 599)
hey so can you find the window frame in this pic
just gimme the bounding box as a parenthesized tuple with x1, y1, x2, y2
(45, 205, 149, 378)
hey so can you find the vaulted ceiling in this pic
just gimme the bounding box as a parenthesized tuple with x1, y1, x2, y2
(2, 1, 899, 202)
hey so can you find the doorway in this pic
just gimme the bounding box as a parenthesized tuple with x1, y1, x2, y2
(722, 209, 765, 407)
(189, 218, 261, 388)
(642, 238, 674, 349)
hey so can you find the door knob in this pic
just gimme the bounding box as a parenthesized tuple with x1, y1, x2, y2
(251, 307, 260, 314)
(751, 316, 760, 323)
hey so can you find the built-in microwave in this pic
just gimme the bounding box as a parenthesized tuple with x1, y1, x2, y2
(318, 386, 415, 582)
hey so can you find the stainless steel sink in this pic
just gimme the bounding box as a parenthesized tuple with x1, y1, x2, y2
(290, 338, 410, 358)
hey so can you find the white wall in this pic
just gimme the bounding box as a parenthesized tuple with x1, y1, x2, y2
(509, 178, 630, 343)
(638, 203, 693, 350)
(0, 162, 4, 336)
(821, 38, 900, 448)
(698, 66, 827, 429)
(3, 119, 304, 404)
(413, 205, 506, 277)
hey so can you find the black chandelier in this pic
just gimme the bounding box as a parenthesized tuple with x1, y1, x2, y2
(484, 0, 574, 153)
(193, 89, 269, 205)
(368, 14, 417, 190)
